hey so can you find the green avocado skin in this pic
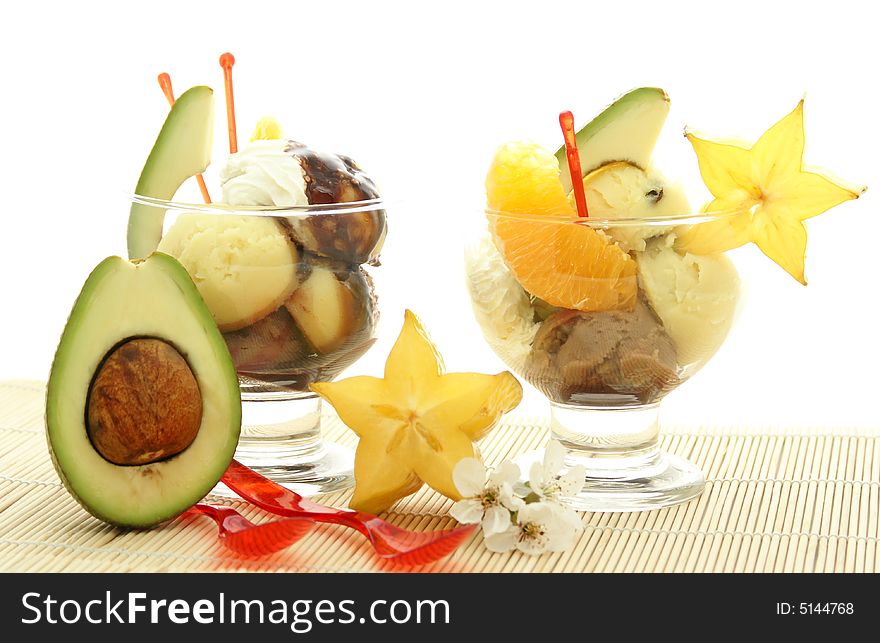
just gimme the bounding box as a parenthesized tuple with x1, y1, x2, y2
(45, 253, 241, 529)
(46, 257, 120, 525)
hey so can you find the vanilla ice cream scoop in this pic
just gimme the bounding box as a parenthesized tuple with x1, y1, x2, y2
(158, 214, 299, 332)
(581, 161, 691, 252)
(466, 237, 540, 369)
(636, 234, 740, 367)
(159, 137, 305, 332)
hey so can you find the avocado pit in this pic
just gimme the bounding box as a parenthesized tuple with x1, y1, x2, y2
(86, 338, 203, 466)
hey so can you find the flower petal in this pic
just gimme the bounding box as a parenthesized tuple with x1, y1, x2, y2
(539, 504, 579, 552)
(500, 483, 525, 511)
(529, 461, 547, 496)
(449, 499, 484, 525)
(452, 457, 487, 497)
(543, 441, 566, 477)
(553, 503, 584, 531)
(545, 525, 576, 552)
(482, 505, 512, 536)
(484, 528, 518, 553)
(516, 536, 547, 556)
(489, 460, 521, 487)
(558, 465, 586, 496)
(518, 501, 553, 524)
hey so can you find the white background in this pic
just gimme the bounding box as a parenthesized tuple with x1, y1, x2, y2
(1, 0, 877, 428)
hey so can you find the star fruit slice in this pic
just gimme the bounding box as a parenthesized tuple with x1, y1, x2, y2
(675, 100, 864, 284)
(311, 310, 523, 514)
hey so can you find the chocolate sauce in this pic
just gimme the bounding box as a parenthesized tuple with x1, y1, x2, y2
(284, 141, 380, 204)
(282, 141, 387, 264)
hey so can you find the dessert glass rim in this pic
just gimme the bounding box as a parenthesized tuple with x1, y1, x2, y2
(485, 204, 750, 228)
(128, 193, 385, 217)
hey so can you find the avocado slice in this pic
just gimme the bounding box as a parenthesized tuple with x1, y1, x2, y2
(46, 253, 241, 528)
(555, 87, 670, 193)
(128, 86, 215, 261)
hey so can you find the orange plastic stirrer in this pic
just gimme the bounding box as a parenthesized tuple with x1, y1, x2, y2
(559, 111, 589, 218)
(219, 53, 238, 154)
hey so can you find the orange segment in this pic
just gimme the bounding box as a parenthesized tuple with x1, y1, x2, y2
(487, 141, 574, 215)
(486, 142, 637, 312)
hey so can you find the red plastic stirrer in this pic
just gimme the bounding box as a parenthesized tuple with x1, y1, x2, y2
(559, 111, 589, 218)
(222, 460, 475, 566)
(157, 73, 212, 204)
(219, 53, 238, 154)
(186, 504, 313, 557)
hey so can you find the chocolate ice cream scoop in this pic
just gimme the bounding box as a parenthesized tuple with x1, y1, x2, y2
(525, 297, 679, 405)
(283, 141, 387, 265)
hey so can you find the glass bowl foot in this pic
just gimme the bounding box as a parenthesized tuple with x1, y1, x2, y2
(212, 393, 354, 497)
(516, 448, 704, 512)
(514, 402, 705, 512)
(232, 438, 354, 496)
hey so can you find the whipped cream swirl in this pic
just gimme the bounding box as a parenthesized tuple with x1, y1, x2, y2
(220, 139, 308, 207)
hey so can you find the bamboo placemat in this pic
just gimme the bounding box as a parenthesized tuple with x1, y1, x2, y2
(1, 380, 877, 573)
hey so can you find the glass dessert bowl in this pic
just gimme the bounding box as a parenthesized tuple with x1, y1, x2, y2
(466, 207, 742, 511)
(129, 194, 386, 494)
(123, 58, 391, 494)
(466, 88, 863, 513)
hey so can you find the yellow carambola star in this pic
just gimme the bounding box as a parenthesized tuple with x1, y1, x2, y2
(311, 310, 523, 513)
(675, 101, 865, 284)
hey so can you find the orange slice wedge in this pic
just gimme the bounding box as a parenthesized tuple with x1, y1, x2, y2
(486, 142, 637, 312)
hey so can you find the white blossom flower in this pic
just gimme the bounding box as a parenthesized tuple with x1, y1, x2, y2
(450, 458, 524, 536)
(484, 501, 581, 555)
(528, 440, 586, 501)
(450, 449, 585, 556)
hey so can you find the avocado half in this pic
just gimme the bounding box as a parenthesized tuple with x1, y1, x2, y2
(45, 252, 241, 528)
